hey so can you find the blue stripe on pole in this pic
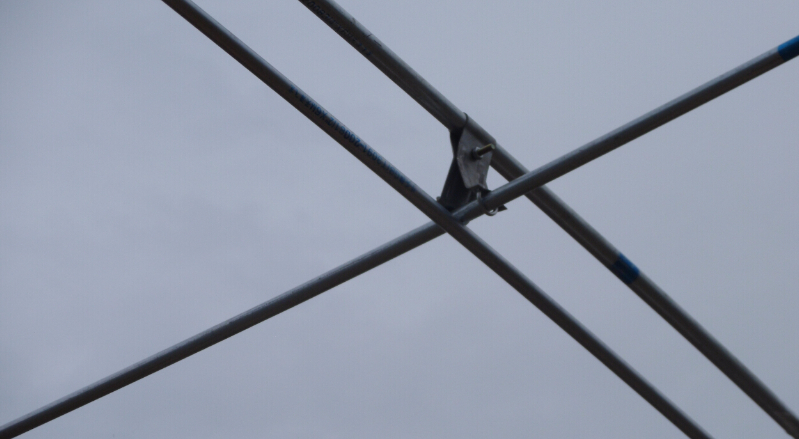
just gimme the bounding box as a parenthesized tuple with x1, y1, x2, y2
(778, 35, 799, 61)
(610, 253, 640, 285)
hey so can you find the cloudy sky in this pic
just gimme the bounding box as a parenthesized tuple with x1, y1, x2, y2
(1, 0, 797, 438)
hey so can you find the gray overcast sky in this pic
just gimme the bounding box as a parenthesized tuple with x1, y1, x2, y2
(1, 1, 797, 438)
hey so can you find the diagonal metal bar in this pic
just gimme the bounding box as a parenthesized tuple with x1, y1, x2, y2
(0, 222, 430, 438)
(156, 1, 712, 437)
(0, 225, 437, 439)
(0, 120, 652, 438)
(0, 167, 539, 439)
(0, 2, 713, 438)
(2, 145, 590, 439)
(1, 3, 791, 438)
(298, 1, 799, 436)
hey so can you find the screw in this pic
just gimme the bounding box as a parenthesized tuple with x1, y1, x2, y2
(472, 143, 495, 158)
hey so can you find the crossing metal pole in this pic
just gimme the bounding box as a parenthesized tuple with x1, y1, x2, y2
(0, 2, 711, 438)
(298, 1, 799, 435)
(0, 132, 659, 438)
(5, 2, 795, 437)
(157, 1, 713, 437)
(0, 175, 522, 439)
(0, 223, 443, 439)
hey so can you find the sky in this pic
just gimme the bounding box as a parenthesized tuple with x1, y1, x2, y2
(1, 0, 797, 438)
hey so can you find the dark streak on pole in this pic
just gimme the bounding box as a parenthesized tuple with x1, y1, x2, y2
(297, 1, 799, 436)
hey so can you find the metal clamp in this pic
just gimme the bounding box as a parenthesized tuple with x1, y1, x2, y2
(438, 115, 496, 210)
(476, 191, 499, 216)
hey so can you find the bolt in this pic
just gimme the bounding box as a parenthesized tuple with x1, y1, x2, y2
(472, 143, 495, 158)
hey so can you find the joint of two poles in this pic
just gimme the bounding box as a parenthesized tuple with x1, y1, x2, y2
(2, 1, 798, 438)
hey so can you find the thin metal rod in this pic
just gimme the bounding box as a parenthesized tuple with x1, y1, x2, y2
(298, 1, 799, 435)
(0, 2, 712, 437)
(0, 154, 553, 439)
(0, 4, 787, 437)
(152, 1, 712, 437)
(0, 223, 440, 439)
(0, 128, 570, 439)
(486, 145, 799, 439)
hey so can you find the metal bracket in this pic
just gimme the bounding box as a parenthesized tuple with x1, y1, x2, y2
(438, 115, 506, 213)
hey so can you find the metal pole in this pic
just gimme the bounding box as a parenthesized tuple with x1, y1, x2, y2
(0, 121, 612, 439)
(0, 168, 549, 439)
(0, 155, 523, 438)
(0, 222, 439, 439)
(297, 1, 799, 435)
(156, 1, 712, 437)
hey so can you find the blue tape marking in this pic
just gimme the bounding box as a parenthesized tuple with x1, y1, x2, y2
(778, 35, 799, 62)
(609, 253, 640, 285)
